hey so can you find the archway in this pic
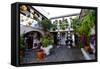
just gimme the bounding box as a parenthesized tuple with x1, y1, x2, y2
(23, 31, 43, 49)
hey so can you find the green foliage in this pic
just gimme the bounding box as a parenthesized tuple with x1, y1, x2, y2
(40, 35, 54, 47)
(40, 36, 50, 47)
(52, 23, 57, 31)
(59, 19, 69, 30)
(39, 18, 52, 31)
(72, 9, 96, 34)
(78, 9, 96, 44)
(20, 34, 25, 61)
(80, 10, 95, 33)
(79, 42, 83, 48)
(20, 34, 25, 50)
(71, 16, 79, 32)
(41, 36, 49, 47)
(60, 23, 66, 30)
(71, 9, 96, 44)
(65, 23, 69, 27)
(64, 19, 69, 27)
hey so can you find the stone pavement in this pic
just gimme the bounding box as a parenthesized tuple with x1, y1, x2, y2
(22, 45, 85, 64)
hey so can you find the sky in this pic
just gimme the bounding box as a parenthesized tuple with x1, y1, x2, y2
(33, 6, 81, 18)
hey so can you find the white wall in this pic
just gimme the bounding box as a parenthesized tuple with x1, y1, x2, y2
(0, 0, 99, 69)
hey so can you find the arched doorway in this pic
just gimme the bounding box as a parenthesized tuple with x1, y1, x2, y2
(24, 31, 43, 49)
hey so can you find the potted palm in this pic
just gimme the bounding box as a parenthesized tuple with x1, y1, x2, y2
(78, 9, 96, 52)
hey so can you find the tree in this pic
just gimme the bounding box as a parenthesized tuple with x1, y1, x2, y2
(78, 9, 96, 44)
(39, 18, 52, 32)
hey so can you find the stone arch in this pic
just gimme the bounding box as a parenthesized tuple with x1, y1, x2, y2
(20, 25, 44, 36)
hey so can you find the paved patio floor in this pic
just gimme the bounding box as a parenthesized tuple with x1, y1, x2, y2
(22, 45, 85, 63)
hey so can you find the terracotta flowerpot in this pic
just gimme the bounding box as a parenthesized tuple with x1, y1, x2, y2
(20, 50, 24, 56)
(84, 45, 91, 52)
(36, 50, 44, 60)
(19, 50, 25, 63)
(20, 56, 23, 64)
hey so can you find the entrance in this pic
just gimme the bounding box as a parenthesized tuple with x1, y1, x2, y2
(24, 31, 42, 49)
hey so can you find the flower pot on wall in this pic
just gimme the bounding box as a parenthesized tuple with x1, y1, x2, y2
(20, 5, 28, 11)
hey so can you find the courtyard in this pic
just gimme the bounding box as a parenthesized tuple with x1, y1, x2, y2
(20, 5, 96, 64)
(23, 45, 84, 63)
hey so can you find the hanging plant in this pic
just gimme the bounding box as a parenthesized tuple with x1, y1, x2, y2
(20, 5, 28, 11)
(52, 23, 57, 31)
(60, 23, 65, 30)
(64, 19, 69, 28)
(59, 19, 68, 30)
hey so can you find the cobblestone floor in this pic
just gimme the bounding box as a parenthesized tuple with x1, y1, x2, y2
(22, 45, 85, 64)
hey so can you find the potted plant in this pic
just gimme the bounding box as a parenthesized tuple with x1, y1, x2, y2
(36, 49, 45, 60)
(20, 34, 25, 63)
(40, 35, 53, 56)
(78, 10, 95, 52)
(64, 19, 69, 28)
(59, 19, 68, 30)
(52, 23, 57, 31)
